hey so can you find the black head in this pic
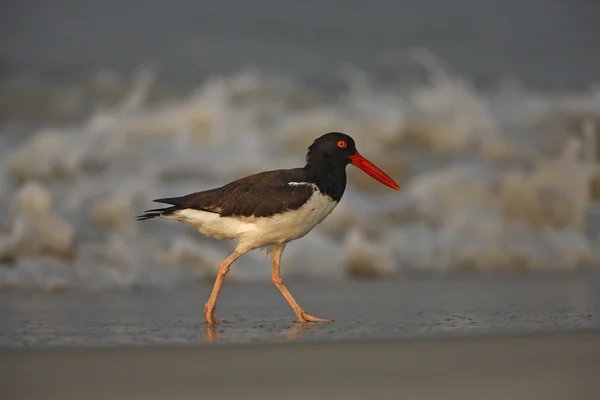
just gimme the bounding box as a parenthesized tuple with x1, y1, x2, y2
(305, 132, 400, 192)
(305, 132, 357, 168)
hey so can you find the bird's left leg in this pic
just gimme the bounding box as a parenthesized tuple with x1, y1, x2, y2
(204, 249, 244, 324)
(270, 244, 331, 323)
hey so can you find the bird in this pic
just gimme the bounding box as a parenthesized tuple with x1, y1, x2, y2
(137, 132, 399, 324)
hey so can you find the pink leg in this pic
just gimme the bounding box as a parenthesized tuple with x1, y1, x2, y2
(271, 244, 331, 323)
(204, 250, 243, 324)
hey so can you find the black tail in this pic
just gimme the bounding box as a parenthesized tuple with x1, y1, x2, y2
(135, 206, 178, 221)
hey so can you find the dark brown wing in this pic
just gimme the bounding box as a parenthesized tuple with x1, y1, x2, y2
(152, 168, 315, 218)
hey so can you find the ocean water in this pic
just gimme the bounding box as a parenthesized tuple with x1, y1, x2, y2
(1, 0, 600, 290)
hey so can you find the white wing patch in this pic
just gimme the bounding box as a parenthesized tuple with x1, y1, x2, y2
(288, 182, 315, 188)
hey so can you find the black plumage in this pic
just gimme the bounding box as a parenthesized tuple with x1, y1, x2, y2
(137, 169, 316, 220)
(136, 132, 356, 221)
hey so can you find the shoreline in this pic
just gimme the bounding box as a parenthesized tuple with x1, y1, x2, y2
(1, 276, 598, 347)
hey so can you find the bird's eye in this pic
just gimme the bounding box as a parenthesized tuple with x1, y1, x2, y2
(336, 140, 347, 149)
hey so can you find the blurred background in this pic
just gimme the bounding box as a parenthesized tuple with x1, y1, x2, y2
(1, 0, 600, 290)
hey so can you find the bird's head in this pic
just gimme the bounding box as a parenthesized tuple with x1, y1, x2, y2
(306, 132, 400, 190)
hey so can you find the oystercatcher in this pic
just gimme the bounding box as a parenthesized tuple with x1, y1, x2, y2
(137, 132, 399, 324)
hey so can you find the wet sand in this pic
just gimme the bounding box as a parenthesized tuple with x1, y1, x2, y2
(2, 331, 599, 400)
(1, 274, 599, 399)
(1, 274, 599, 346)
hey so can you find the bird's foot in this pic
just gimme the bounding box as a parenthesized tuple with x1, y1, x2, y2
(204, 305, 220, 324)
(297, 311, 332, 323)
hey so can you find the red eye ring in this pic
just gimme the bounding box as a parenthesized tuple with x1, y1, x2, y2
(337, 140, 347, 149)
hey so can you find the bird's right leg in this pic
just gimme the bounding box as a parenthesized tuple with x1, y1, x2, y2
(204, 250, 243, 324)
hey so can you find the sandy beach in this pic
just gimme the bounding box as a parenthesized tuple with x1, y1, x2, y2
(1, 273, 599, 399)
(2, 331, 599, 400)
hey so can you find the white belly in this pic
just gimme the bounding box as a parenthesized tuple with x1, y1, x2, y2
(169, 190, 338, 251)
(170, 209, 255, 240)
(243, 190, 338, 249)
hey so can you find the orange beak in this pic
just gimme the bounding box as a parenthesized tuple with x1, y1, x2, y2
(349, 152, 400, 190)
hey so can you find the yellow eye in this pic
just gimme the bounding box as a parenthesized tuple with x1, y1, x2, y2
(337, 140, 347, 149)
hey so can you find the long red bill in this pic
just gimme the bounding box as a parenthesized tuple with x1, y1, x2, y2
(349, 152, 400, 190)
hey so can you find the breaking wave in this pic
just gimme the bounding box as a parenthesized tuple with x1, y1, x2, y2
(1, 52, 600, 290)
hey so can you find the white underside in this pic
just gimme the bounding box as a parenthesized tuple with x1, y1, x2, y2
(167, 189, 338, 252)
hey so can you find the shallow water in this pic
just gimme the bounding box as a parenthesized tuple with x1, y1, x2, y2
(1, 272, 599, 347)
(1, 1, 600, 289)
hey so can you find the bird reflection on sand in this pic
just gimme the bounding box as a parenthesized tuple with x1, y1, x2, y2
(204, 324, 218, 343)
(203, 322, 312, 343)
(281, 322, 311, 341)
